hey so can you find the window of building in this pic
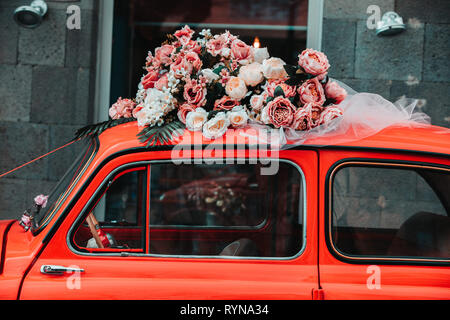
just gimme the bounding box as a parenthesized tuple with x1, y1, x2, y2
(331, 164, 450, 260)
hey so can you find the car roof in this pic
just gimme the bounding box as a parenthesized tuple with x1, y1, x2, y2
(97, 121, 450, 156)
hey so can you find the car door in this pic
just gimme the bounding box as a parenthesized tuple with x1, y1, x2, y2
(20, 149, 319, 299)
(318, 149, 450, 299)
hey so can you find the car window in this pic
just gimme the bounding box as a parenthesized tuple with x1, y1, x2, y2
(149, 161, 304, 258)
(331, 165, 450, 260)
(72, 167, 147, 252)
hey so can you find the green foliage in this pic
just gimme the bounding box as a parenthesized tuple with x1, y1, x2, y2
(73, 117, 137, 140)
(137, 120, 185, 147)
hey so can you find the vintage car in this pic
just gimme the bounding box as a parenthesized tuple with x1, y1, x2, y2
(0, 121, 449, 300)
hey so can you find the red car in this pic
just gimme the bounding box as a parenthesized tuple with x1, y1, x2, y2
(0, 122, 449, 300)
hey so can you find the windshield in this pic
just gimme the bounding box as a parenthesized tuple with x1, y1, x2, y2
(34, 137, 98, 233)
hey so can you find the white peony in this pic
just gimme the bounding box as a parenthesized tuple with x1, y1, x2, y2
(228, 105, 249, 128)
(185, 107, 208, 131)
(238, 62, 264, 87)
(262, 57, 288, 79)
(202, 112, 230, 139)
(254, 47, 269, 63)
(225, 76, 248, 100)
(249, 92, 268, 111)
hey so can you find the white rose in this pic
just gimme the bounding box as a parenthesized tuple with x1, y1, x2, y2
(254, 47, 269, 63)
(228, 106, 249, 128)
(238, 62, 264, 87)
(249, 92, 268, 111)
(185, 107, 208, 131)
(201, 68, 220, 82)
(225, 76, 248, 100)
(202, 112, 230, 139)
(262, 57, 288, 79)
(260, 106, 271, 124)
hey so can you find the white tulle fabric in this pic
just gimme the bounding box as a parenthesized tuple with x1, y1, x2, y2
(245, 79, 431, 149)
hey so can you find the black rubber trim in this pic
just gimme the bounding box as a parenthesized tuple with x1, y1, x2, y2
(324, 157, 450, 266)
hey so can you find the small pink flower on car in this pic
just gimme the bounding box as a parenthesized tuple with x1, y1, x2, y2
(325, 81, 347, 104)
(34, 194, 49, 208)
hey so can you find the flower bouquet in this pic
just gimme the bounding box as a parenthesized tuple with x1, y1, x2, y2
(102, 25, 348, 146)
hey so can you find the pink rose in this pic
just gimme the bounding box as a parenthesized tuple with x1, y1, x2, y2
(34, 194, 49, 208)
(230, 39, 254, 65)
(214, 96, 240, 111)
(264, 96, 297, 128)
(154, 73, 169, 90)
(174, 25, 195, 45)
(185, 51, 203, 72)
(154, 44, 175, 66)
(325, 81, 347, 104)
(132, 105, 144, 118)
(298, 49, 330, 75)
(265, 80, 296, 98)
(177, 103, 197, 124)
(183, 77, 207, 106)
(206, 34, 228, 57)
(141, 69, 160, 89)
(319, 105, 344, 126)
(109, 97, 136, 119)
(170, 53, 193, 77)
(298, 77, 326, 106)
(184, 40, 202, 54)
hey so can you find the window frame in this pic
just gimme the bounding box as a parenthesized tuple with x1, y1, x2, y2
(325, 157, 450, 266)
(68, 157, 308, 261)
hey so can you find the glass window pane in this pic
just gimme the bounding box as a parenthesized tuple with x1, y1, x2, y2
(149, 162, 303, 257)
(332, 166, 450, 259)
(72, 168, 146, 252)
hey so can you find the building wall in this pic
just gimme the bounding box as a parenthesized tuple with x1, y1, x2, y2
(0, 0, 98, 218)
(322, 0, 450, 128)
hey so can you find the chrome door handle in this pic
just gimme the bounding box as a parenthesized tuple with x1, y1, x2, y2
(40, 265, 85, 275)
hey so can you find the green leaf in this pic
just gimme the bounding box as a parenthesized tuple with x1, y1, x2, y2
(74, 117, 137, 140)
(213, 65, 226, 75)
(137, 120, 185, 147)
(273, 86, 285, 97)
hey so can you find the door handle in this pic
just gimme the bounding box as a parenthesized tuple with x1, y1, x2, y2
(40, 265, 85, 275)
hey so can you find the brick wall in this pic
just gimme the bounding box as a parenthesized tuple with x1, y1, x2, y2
(322, 0, 450, 128)
(0, 0, 98, 218)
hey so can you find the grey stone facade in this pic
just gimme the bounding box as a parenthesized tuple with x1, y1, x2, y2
(0, 0, 98, 218)
(322, 0, 450, 128)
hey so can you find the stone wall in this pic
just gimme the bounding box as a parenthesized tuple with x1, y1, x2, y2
(322, 0, 450, 128)
(0, 0, 98, 218)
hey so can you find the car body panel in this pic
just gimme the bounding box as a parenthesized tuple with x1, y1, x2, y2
(0, 122, 448, 299)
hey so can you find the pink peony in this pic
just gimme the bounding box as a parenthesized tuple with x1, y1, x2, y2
(183, 77, 207, 106)
(109, 97, 136, 119)
(264, 96, 297, 128)
(214, 96, 240, 111)
(154, 44, 175, 66)
(184, 39, 202, 54)
(291, 107, 312, 131)
(303, 103, 324, 127)
(325, 81, 347, 104)
(230, 39, 254, 65)
(265, 79, 296, 98)
(174, 25, 195, 46)
(141, 69, 160, 89)
(206, 34, 228, 57)
(319, 105, 344, 126)
(298, 49, 330, 75)
(34, 194, 49, 208)
(177, 103, 197, 124)
(249, 92, 268, 111)
(298, 77, 326, 106)
(132, 104, 144, 118)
